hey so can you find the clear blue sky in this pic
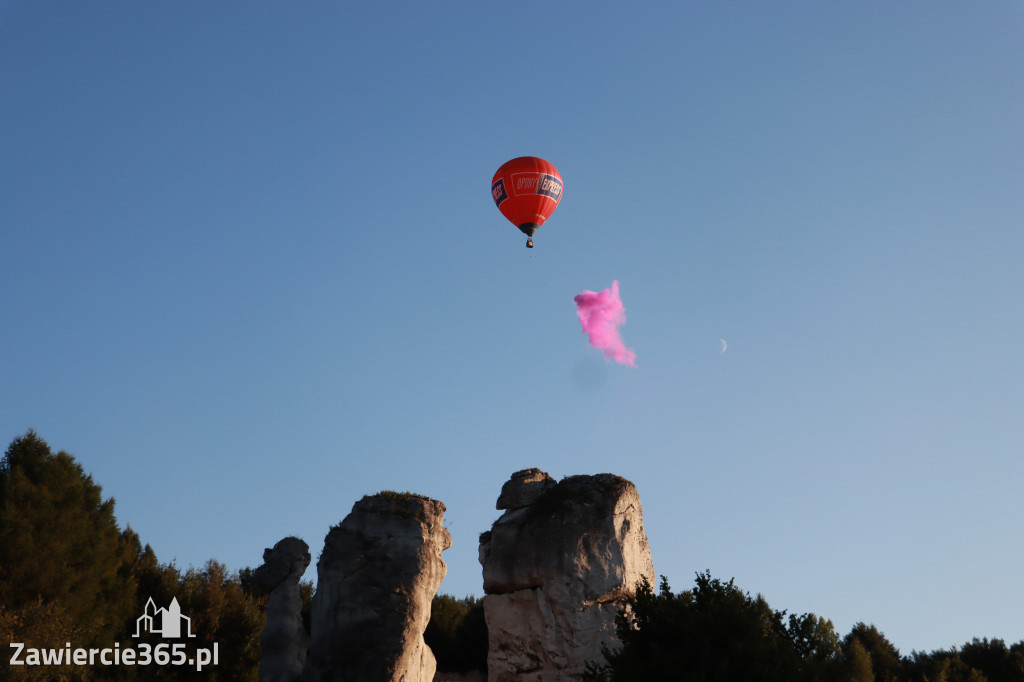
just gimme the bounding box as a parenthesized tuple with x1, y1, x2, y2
(2, 1, 1021, 655)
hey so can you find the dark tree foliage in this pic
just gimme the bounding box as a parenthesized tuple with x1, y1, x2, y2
(0, 431, 137, 650)
(842, 637, 876, 682)
(845, 623, 905, 682)
(0, 432, 266, 682)
(584, 572, 1024, 682)
(904, 649, 989, 682)
(585, 572, 843, 682)
(424, 594, 488, 675)
(960, 639, 1024, 682)
(904, 639, 1024, 682)
(124, 555, 266, 682)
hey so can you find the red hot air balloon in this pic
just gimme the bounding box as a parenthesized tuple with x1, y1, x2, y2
(491, 157, 563, 248)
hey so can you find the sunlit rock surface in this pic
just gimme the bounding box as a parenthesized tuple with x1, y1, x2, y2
(495, 467, 556, 510)
(478, 470, 655, 682)
(304, 492, 452, 682)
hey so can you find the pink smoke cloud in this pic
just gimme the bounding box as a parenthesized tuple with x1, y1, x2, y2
(573, 279, 636, 367)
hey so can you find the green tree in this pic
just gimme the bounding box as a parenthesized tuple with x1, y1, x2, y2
(0, 431, 137, 650)
(179, 560, 264, 682)
(126, 556, 265, 682)
(959, 638, 1024, 682)
(586, 572, 842, 682)
(0, 432, 268, 681)
(424, 594, 487, 674)
(0, 598, 91, 681)
(1012, 643, 1024, 681)
(845, 623, 904, 682)
(789, 612, 843, 680)
(905, 649, 988, 682)
(843, 637, 876, 682)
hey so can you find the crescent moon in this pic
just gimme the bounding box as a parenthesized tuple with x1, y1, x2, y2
(720, 338, 727, 353)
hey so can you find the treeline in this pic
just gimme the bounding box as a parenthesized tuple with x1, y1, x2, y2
(581, 574, 1024, 682)
(0, 430, 470, 681)
(0, 430, 288, 681)
(3, 430, 1022, 681)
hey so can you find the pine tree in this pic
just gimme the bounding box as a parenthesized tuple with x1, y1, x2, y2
(0, 431, 137, 649)
(843, 638, 876, 682)
(844, 623, 903, 682)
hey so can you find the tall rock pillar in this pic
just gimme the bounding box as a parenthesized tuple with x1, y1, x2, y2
(254, 536, 311, 682)
(478, 468, 655, 682)
(303, 492, 451, 682)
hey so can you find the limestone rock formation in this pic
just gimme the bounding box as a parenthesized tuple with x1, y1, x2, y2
(495, 467, 556, 510)
(478, 470, 655, 682)
(303, 492, 452, 682)
(253, 536, 311, 682)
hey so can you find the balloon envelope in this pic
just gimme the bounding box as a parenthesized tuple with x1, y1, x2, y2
(491, 157, 563, 237)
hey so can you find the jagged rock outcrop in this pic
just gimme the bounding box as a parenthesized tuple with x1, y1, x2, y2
(478, 470, 655, 682)
(303, 492, 452, 682)
(495, 468, 556, 510)
(254, 536, 311, 682)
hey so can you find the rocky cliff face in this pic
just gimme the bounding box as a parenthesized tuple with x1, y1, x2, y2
(303, 492, 451, 682)
(254, 536, 311, 682)
(478, 469, 655, 682)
